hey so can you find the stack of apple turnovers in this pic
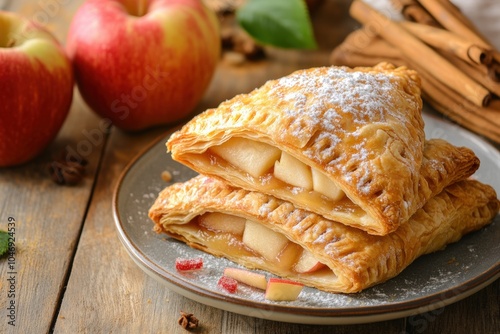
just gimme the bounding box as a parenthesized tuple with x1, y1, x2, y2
(149, 62, 499, 300)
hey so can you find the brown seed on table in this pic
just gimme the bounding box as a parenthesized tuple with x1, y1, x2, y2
(178, 311, 199, 330)
(47, 148, 88, 185)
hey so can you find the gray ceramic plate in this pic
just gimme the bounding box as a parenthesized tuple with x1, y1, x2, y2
(113, 110, 500, 325)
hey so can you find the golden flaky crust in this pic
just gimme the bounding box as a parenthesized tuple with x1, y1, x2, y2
(166, 63, 478, 235)
(149, 175, 499, 293)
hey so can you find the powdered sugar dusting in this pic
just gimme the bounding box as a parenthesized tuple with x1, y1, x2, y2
(272, 66, 397, 132)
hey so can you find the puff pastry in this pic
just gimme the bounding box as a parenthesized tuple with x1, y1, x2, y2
(149, 175, 498, 293)
(166, 63, 479, 235)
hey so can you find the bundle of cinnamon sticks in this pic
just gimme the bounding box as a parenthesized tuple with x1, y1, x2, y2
(330, 0, 500, 143)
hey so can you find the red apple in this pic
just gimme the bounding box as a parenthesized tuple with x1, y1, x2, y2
(66, 0, 221, 131)
(0, 11, 73, 167)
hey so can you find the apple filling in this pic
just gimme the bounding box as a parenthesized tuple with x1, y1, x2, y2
(209, 137, 345, 201)
(193, 212, 329, 275)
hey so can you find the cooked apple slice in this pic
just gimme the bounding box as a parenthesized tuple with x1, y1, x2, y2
(199, 212, 246, 235)
(242, 220, 289, 261)
(210, 137, 281, 178)
(275, 242, 302, 271)
(311, 167, 345, 201)
(294, 248, 326, 273)
(274, 151, 313, 190)
(265, 278, 304, 301)
(223, 267, 267, 290)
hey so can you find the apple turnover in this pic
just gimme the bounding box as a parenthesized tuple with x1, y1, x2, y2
(166, 63, 479, 235)
(149, 175, 498, 293)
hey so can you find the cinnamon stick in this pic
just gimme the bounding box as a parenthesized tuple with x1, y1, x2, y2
(330, 50, 400, 71)
(334, 27, 402, 59)
(331, 26, 404, 73)
(332, 29, 404, 63)
(493, 52, 500, 65)
(488, 62, 500, 82)
(416, 0, 491, 49)
(441, 53, 500, 96)
(401, 21, 492, 66)
(432, 0, 491, 42)
(391, 0, 439, 27)
(349, 0, 491, 108)
(419, 79, 500, 143)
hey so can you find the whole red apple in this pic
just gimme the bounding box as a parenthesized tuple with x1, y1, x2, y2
(0, 11, 73, 167)
(66, 0, 221, 131)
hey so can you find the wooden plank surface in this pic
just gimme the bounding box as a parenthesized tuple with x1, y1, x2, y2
(0, 92, 105, 333)
(0, 1, 498, 333)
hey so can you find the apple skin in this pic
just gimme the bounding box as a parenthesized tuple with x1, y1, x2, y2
(66, 0, 221, 131)
(0, 11, 73, 167)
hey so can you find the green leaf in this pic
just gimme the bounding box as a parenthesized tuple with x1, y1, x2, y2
(0, 230, 8, 256)
(236, 0, 318, 49)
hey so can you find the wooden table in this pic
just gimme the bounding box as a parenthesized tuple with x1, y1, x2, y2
(1, 1, 498, 333)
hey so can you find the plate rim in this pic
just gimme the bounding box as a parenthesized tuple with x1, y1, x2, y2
(112, 118, 500, 324)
